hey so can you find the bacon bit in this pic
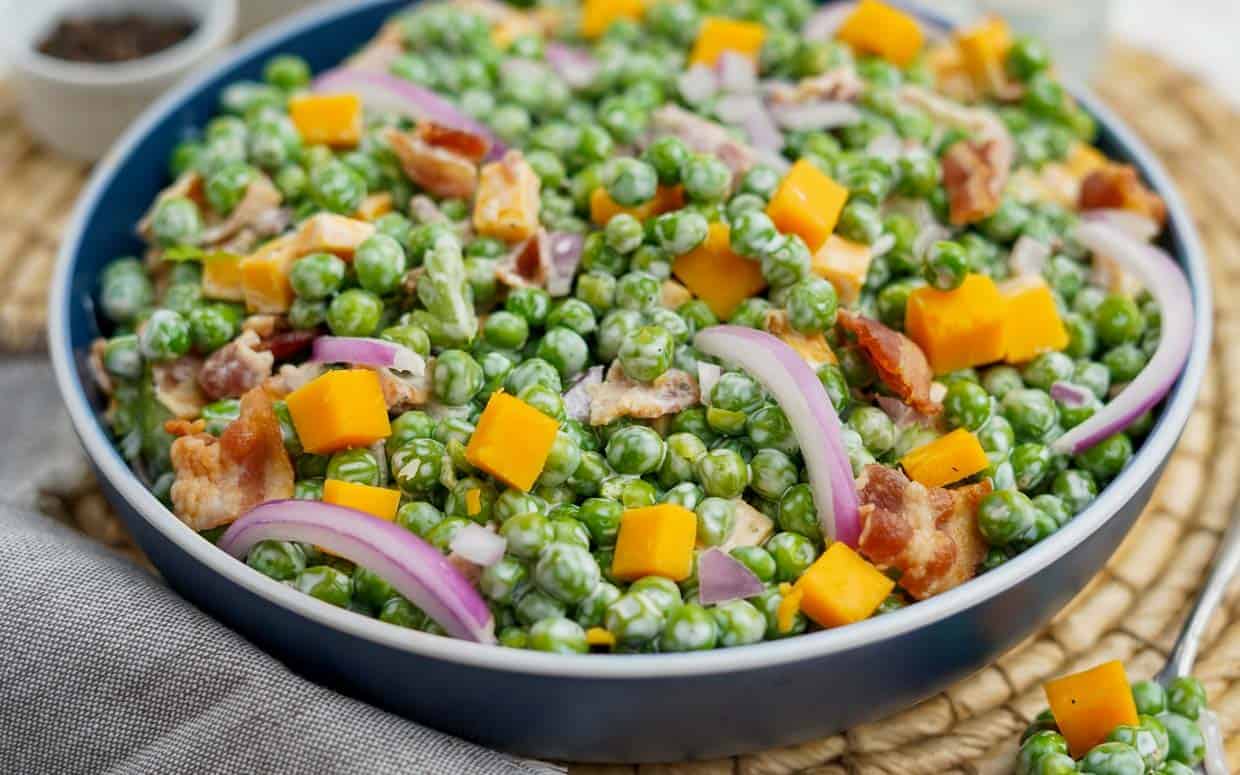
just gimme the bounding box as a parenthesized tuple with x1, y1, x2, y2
(417, 121, 490, 163)
(197, 331, 275, 400)
(200, 174, 285, 249)
(473, 150, 541, 243)
(765, 309, 837, 368)
(241, 314, 283, 339)
(88, 337, 113, 396)
(256, 329, 318, 361)
(942, 138, 1007, 225)
(1079, 163, 1167, 227)
(409, 195, 450, 225)
(386, 125, 480, 199)
(494, 229, 552, 289)
(766, 66, 863, 105)
(856, 464, 991, 599)
(169, 387, 294, 531)
(153, 356, 207, 419)
(586, 361, 700, 426)
(264, 362, 326, 398)
(650, 105, 758, 177)
(164, 418, 206, 437)
(377, 366, 431, 412)
(837, 310, 940, 415)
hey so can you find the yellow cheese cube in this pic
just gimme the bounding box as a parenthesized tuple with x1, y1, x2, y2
(201, 252, 244, 302)
(794, 543, 894, 628)
(671, 222, 767, 320)
(581, 0, 646, 39)
(289, 93, 362, 148)
(465, 392, 559, 492)
(1044, 661, 1140, 758)
(905, 274, 1007, 374)
(689, 17, 767, 67)
(766, 159, 849, 253)
(239, 235, 300, 313)
(900, 428, 989, 488)
(285, 369, 392, 455)
(835, 0, 925, 67)
(611, 504, 697, 582)
(323, 479, 401, 521)
(999, 276, 1069, 364)
(811, 235, 872, 306)
(295, 212, 376, 259)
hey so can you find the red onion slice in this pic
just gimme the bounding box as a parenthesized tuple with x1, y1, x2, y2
(698, 548, 765, 605)
(769, 101, 864, 131)
(309, 336, 425, 375)
(695, 326, 860, 546)
(1050, 381, 1093, 408)
(546, 231, 585, 297)
(218, 501, 495, 644)
(741, 109, 785, 153)
(1082, 209, 1160, 243)
(312, 68, 505, 160)
(1055, 221, 1194, 455)
(715, 94, 763, 125)
(563, 365, 604, 423)
(1008, 235, 1052, 277)
(697, 361, 722, 402)
(677, 64, 719, 104)
(449, 523, 506, 567)
(716, 51, 758, 94)
(545, 42, 599, 90)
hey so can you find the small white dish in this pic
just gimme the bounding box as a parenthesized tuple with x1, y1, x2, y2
(0, 0, 238, 161)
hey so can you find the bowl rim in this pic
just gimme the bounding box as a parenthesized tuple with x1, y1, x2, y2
(49, 0, 1213, 680)
(0, 0, 239, 87)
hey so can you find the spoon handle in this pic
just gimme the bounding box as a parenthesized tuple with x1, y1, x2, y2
(1158, 506, 1240, 682)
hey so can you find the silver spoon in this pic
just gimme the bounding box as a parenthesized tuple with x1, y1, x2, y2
(1153, 509, 1240, 773)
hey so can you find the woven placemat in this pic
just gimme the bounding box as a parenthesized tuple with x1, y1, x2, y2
(7, 44, 1240, 773)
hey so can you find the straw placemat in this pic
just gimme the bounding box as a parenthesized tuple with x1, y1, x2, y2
(6, 44, 1240, 773)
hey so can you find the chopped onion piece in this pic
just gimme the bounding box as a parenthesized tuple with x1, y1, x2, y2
(678, 64, 719, 104)
(1050, 381, 1093, 408)
(865, 133, 904, 163)
(1055, 221, 1194, 455)
(546, 231, 585, 297)
(770, 101, 864, 131)
(1083, 208, 1160, 243)
(715, 94, 763, 125)
(545, 42, 598, 90)
(449, 523, 506, 567)
(1008, 235, 1052, 277)
(698, 548, 765, 605)
(312, 68, 505, 159)
(716, 51, 758, 94)
(741, 109, 784, 152)
(309, 336, 426, 375)
(564, 365, 604, 423)
(697, 362, 722, 402)
(218, 501, 495, 644)
(695, 326, 860, 546)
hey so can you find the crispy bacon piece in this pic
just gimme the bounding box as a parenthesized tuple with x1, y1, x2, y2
(197, 330, 275, 400)
(1079, 163, 1167, 226)
(264, 362, 325, 398)
(495, 229, 552, 289)
(856, 464, 991, 599)
(256, 329, 318, 361)
(164, 418, 206, 437)
(417, 121, 490, 163)
(586, 361, 700, 426)
(942, 138, 1007, 225)
(386, 124, 482, 199)
(153, 356, 207, 419)
(377, 366, 431, 413)
(766, 66, 863, 105)
(200, 174, 286, 251)
(837, 310, 940, 415)
(169, 387, 294, 531)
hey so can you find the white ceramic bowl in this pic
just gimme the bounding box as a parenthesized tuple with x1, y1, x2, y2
(0, 0, 238, 161)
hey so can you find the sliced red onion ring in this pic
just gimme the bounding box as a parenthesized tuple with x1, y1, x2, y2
(697, 361, 722, 402)
(545, 42, 599, 90)
(449, 523, 506, 567)
(716, 51, 758, 94)
(312, 68, 505, 159)
(1055, 221, 1194, 455)
(695, 326, 860, 546)
(770, 101, 864, 131)
(546, 231, 585, 297)
(802, 1, 857, 40)
(1008, 234, 1052, 277)
(218, 500, 495, 644)
(309, 336, 425, 374)
(1050, 381, 1093, 408)
(698, 548, 764, 605)
(741, 109, 784, 153)
(1082, 208, 1160, 243)
(563, 365, 604, 423)
(678, 64, 720, 104)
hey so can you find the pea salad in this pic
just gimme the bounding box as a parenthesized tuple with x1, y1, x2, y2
(90, 0, 1193, 654)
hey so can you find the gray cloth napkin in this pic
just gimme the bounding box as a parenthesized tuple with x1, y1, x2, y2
(0, 359, 559, 775)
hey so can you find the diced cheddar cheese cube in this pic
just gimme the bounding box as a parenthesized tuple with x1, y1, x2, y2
(1066, 142, 1108, 180)
(955, 16, 1011, 86)
(611, 504, 698, 582)
(295, 213, 376, 259)
(905, 274, 1007, 374)
(473, 151, 541, 243)
(776, 585, 804, 634)
(465, 392, 559, 491)
(766, 160, 849, 253)
(671, 222, 767, 320)
(355, 192, 394, 222)
(794, 543, 894, 628)
(285, 369, 392, 455)
(585, 627, 616, 648)
(1044, 661, 1139, 758)
(835, 0, 925, 67)
(465, 488, 482, 517)
(811, 235, 872, 306)
(289, 93, 363, 148)
(659, 279, 693, 310)
(201, 252, 244, 302)
(323, 479, 401, 521)
(999, 276, 1069, 364)
(900, 428, 989, 488)
(581, 0, 646, 39)
(689, 17, 767, 67)
(239, 235, 300, 313)
(590, 185, 684, 226)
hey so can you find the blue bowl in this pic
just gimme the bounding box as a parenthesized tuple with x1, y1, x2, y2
(49, 0, 1212, 762)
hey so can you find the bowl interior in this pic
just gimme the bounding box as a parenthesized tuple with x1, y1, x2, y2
(50, 0, 1212, 680)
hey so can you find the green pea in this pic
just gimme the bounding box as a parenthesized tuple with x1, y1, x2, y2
(652, 210, 709, 256)
(978, 489, 1039, 547)
(247, 540, 306, 581)
(501, 512, 554, 560)
(598, 474, 657, 508)
(151, 197, 203, 248)
(1051, 468, 1097, 513)
(139, 309, 190, 361)
(1075, 433, 1133, 483)
(326, 289, 382, 337)
(656, 603, 717, 651)
(1017, 729, 1069, 775)
(786, 277, 838, 334)
(1030, 753, 1078, 775)
(390, 438, 446, 494)
(1021, 352, 1075, 391)
(1078, 741, 1147, 774)
(618, 325, 674, 382)
(681, 153, 732, 203)
(289, 252, 346, 300)
(1109, 719, 1169, 770)
(711, 599, 766, 647)
(99, 258, 154, 324)
(1166, 676, 1207, 720)
(494, 488, 547, 522)
(659, 432, 707, 487)
(760, 235, 812, 289)
(326, 448, 382, 486)
(940, 380, 991, 432)
(749, 448, 798, 501)
(689, 496, 733, 548)
(1158, 712, 1204, 766)
(1131, 680, 1168, 716)
(817, 363, 851, 415)
(729, 297, 772, 329)
(605, 591, 665, 645)
(432, 350, 484, 405)
(766, 531, 816, 582)
(1103, 343, 1148, 383)
(606, 425, 666, 476)
(203, 400, 239, 437)
(534, 542, 601, 605)
(293, 565, 352, 608)
(601, 157, 658, 207)
(539, 431, 583, 488)
(695, 448, 750, 499)
(575, 581, 622, 629)
(354, 234, 408, 296)
(1002, 388, 1060, 442)
(505, 286, 552, 328)
(981, 365, 1025, 400)
(775, 482, 820, 541)
(579, 497, 623, 547)
(396, 501, 444, 538)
